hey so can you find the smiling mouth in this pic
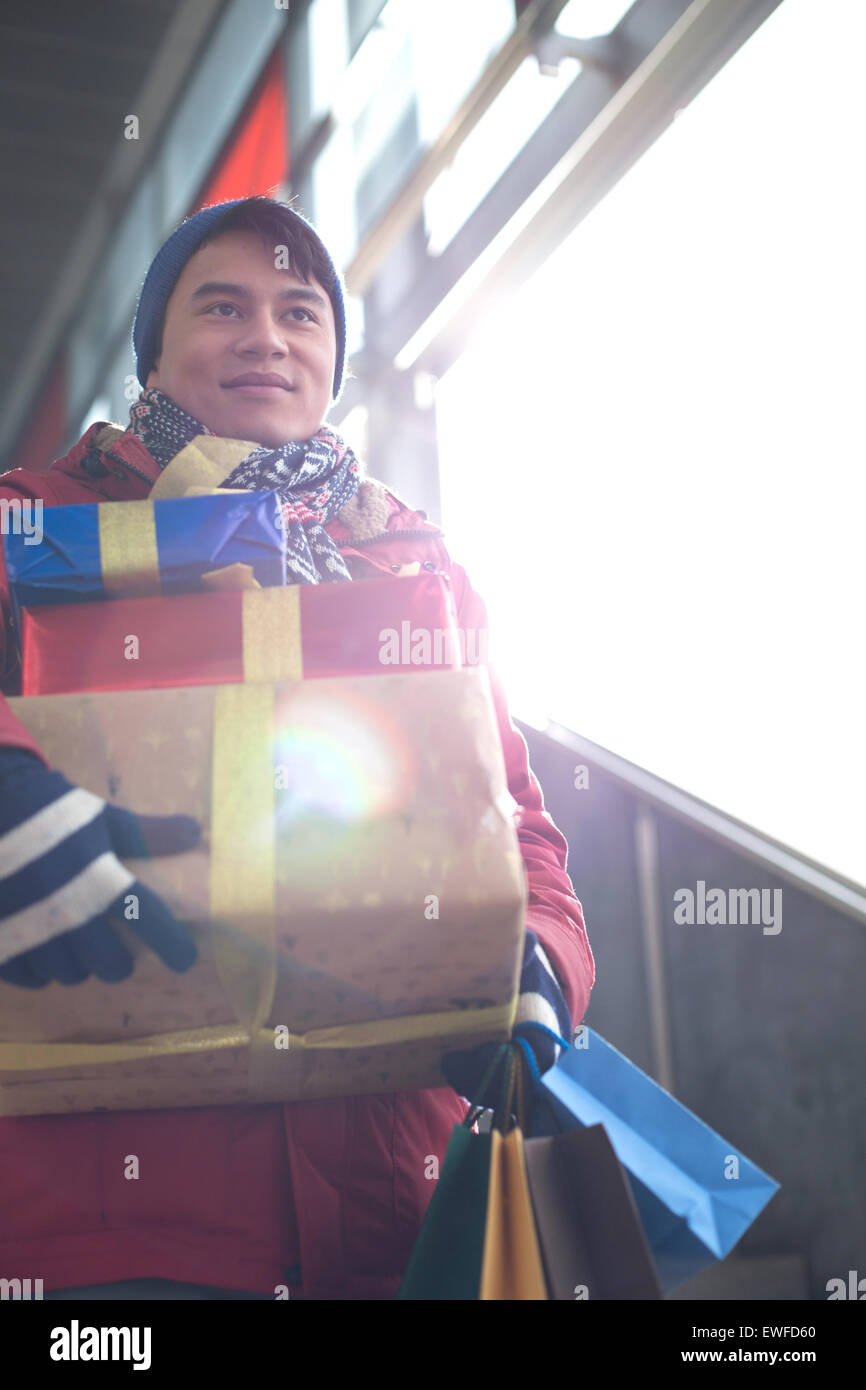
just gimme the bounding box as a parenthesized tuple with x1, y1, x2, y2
(223, 382, 295, 396)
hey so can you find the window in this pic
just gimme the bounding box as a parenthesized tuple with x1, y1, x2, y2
(435, 0, 866, 884)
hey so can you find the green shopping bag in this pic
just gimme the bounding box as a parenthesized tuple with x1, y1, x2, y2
(397, 1043, 516, 1299)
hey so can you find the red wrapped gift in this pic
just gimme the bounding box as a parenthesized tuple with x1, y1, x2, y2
(20, 572, 464, 696)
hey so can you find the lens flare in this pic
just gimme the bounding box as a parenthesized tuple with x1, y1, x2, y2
(271, 683, 418, 830)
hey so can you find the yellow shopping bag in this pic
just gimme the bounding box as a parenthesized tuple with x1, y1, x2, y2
(479, 1046, 548, 1300)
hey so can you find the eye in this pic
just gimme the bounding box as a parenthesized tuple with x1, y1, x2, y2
(205, 302, 317, 324)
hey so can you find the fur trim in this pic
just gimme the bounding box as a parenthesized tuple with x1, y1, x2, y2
(93, 424, 127, 451)
(336, 478, 393, 541)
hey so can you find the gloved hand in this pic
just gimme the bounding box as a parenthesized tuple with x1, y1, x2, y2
(441, 929, 573, 1107)
(0, 746, 202, 988)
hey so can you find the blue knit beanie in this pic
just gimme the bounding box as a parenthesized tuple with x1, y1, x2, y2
(132, 197, 346, 402)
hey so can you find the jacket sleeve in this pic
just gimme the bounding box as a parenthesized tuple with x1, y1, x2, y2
(0, 467, 54, 763)
(449, 561, 595, 1029)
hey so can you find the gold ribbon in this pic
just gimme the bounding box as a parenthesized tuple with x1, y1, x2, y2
(0, 682, 517, 1093)
(208, 684, 277, 1094)
(148, 436, 258, 500)
(99, 500, 162, 598)
(184, 486, 249, 497)
(0, 1003, 517, 1071)
(241, 587, 303, 682)
(200, 562, 262, 591)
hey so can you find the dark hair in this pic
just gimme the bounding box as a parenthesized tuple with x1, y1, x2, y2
(153, 196, 337, 358)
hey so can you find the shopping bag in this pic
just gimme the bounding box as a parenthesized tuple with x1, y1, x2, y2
(533, 1026, 780, 1293)
(523, 1124, 662, 1300)
(398, 1043, 511, 1299)
(479, 1124, 548, 1300)
(397, 1120, 493, 1299)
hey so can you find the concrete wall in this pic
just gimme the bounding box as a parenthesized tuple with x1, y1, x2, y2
(521, 722, 866, 1301)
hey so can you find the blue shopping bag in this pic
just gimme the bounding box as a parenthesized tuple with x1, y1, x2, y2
(525, 1026, 780, 1293)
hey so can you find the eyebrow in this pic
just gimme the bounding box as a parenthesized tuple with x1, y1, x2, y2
(189, 281, 327, 309)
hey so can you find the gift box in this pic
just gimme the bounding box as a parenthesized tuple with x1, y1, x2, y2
(18, 572, 463, 695)
(1, 488, 287, 642)
(0, 668, 526, 1115)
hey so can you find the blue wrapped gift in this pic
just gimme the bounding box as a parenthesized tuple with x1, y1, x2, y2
(2, 490, 286, 639)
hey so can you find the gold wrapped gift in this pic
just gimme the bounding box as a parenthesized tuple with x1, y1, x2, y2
(1, 668, 526, 1115)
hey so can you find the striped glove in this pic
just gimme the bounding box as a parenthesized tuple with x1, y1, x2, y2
(440, 929, 573, 1106)
(0, 747, 202, 988)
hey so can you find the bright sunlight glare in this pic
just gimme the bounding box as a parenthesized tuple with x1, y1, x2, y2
(435, 0, 865, 887)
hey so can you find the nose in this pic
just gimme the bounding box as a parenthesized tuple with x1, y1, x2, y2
(234, 308, 290, 359)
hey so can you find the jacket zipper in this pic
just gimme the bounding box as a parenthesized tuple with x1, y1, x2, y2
(340, 526, 444, 549)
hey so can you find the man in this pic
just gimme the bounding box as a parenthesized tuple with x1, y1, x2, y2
(0, 196, 595, 1300)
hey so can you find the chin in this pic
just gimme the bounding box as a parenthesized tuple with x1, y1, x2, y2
(254, 430, 301, 449)
(227, 415, 310, 448)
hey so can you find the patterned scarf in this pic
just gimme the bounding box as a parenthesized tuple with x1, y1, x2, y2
(127, 387, 363, 584)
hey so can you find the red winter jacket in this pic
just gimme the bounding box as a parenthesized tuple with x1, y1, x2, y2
(0, 422, 595, 1299)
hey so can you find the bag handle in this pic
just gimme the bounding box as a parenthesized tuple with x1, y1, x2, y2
(512, 1025, 574, 1136)
(461, 1023, 577, 1136)
(461, 1041, 520, 1135)
(462, 1042, 510, 1131)
(495, 1047, 518, 1134)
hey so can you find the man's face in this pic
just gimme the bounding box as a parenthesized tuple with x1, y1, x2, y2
(146, 229, 336, 447)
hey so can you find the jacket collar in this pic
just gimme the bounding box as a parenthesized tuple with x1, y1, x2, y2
(65, 422, 163, 491)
